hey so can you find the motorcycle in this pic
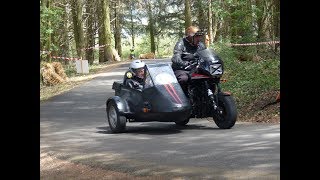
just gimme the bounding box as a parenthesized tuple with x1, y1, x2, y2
(178, 48, 238, 129)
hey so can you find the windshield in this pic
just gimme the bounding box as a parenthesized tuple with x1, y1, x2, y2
(144, 63, 178, 88)
(196, 48, 224, 77)
(197, 48, 221, 63)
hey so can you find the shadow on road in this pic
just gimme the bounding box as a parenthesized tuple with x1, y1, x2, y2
(176, 124, 221, 130)
(96, 125, 181, 135)
(96, 122, 222, 135)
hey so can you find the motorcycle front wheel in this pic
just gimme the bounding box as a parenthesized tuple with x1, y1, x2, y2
(213, 95, 237, 129)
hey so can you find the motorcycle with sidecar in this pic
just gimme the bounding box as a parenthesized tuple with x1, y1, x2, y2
(106, 49, 237, 133)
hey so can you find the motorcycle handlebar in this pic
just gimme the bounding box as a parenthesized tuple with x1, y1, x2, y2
(184, 61, 198, 70)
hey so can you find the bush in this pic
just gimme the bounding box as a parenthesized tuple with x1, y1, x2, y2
(213, 42, 280, 113)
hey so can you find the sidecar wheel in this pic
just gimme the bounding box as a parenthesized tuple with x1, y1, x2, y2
(175, 118, 190, 126)
(107, 101, 127, 133)
(213, 95, 237, 129)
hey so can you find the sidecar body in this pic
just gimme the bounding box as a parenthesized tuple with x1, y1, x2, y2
(106, 63, 191, 133)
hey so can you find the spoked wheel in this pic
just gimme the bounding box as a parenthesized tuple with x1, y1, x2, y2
(107, 101, 127, 133)
(213, 95, 237, 129)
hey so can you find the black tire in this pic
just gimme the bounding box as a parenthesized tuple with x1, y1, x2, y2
(175, 118, 190, 126)
(213, 95, 237, 129)
(107, 101, 127, 133)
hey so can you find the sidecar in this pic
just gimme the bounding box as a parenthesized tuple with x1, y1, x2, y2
(106, 63, 192, 133)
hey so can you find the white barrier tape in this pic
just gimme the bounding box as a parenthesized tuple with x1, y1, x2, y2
(81, 44, 110, 51)
(51, 56, 82, 61)
(41, 51, 83, 61)
(229, 41, 280, 47)
(41, 44, 110, 56)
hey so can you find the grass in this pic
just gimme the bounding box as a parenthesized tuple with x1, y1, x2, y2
(223, 58, 280, 108)
(214, 43, 280, 122)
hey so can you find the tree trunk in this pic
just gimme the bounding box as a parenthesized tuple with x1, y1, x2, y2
(47, 0, 52, 62)
(212, 13, 218, 42)
(71, 0, 85, 59)
(230, 4, 237, 42)
(273, 0, 280, 52)
(208, 0, 213, 44)
(62, 0, 70, 64)
(98, 0, 105, 63)
(214, 0, 223, 42)
(222, 0, 230, 39)
(40, 0, 47, 58)
(130, 1, 135, 47)
(114, 0, 122, 57)
(147, 1, 156, 53)
(86, 0, 95, 64)
(255, 0, 271, 55)
(196, 0, 206, 30)
(156, 36, 159, 56)
(255, 0, 267, 41)
(184, 0, 192, 29)
(264, 0, 272, 41)
(250, 0, 258, 39)
(102, 0, 113, 62)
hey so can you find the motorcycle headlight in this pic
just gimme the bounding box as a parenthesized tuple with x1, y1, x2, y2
(210, 64, 223, 76)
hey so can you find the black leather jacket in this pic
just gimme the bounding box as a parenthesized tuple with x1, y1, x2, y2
(123, 70, 144, 91)
(171, 38, 206, 71)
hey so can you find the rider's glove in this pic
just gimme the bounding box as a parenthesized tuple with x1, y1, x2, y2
(182, 53, 195, 61)
(183, 61, 191, 67)
(132, 81, 140, 87)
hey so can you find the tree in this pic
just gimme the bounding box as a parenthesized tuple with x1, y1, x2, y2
(85, 0, 95, 64)
(71, 0, 85, 59)
(41, 0, 66, 62)
(40, 0, 279, 63)
(61, 0, 71, 63)
(147, 1, 155, 53)
(272, 0, 280, 52)
(195, 0, 206, 30)
(208, 0, 213, 44)
(98, 0, 105, 63)
(129, 1, 135, 47)
(101, 0, 113, 62)
(114, 0, 122, 57)
(184, 0, 192, 29)
(41, 0, 52, 62)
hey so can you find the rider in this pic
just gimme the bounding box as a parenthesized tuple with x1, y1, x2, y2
(171, 25, 206, 95)
(123, 59, 145, 91)
(129, 46, 135, 60)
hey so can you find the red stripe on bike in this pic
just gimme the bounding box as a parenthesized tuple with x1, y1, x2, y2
(168, 83, 182, 104)
(163, 84, 180, 104)
(191, 73, 210, 78)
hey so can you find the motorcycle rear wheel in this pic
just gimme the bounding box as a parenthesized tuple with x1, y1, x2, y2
(213, 95, 237, 129)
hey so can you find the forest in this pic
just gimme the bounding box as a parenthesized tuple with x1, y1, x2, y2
(40, 0, 280, 63)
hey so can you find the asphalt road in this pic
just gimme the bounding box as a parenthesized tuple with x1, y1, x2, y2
(40, 59, 280, 179)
